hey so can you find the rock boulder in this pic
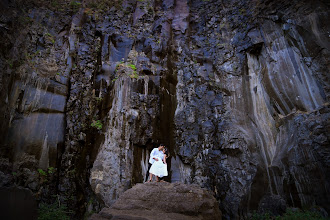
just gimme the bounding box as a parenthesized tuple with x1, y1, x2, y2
(90, 182, 221, 220)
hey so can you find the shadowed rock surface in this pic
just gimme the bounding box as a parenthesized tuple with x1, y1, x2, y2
(0, 0, 329, 219)
(90, 182, 222, 220)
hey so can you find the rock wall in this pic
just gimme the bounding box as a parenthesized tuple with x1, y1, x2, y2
(0, 0, 329, 219)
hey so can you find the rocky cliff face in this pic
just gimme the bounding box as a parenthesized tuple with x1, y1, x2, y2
(0, 0, 329, 219)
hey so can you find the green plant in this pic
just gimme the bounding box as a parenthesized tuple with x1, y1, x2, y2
(251, 208, 327, 220)
(127, 63, 137, 71)
(12, 172, 17, 176)
(239, 8, 246, 15)
(95, 97, 103, 102)
(251, 211, 273, 220)
(48, 167, 55, 174)
(278, 208, 326, 220)
(38, 169, 47, 176)
(217, 43, 225, 48)
(91, 120, 102, 130)
(84, 7, 95, 16)
(70, 1, 81, 8)
(51, 0, 59, 8)
(18, 16, 33, 25)
(6, 59, 13, 68)
(67, 168, 76, 175)
(45, 33, 55, 44)
(38, 202, 71, 220)
(112, 77, 118, 82)
(129, 72, 139, 79)
(70, 1, 82, 12)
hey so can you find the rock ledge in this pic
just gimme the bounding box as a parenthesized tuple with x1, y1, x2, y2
(90, 182, 222, 220)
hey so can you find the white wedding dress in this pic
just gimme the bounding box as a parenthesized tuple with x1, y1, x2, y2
(149, 156, 168, 178)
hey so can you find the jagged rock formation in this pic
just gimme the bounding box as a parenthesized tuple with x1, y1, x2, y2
(0, 0, 329, 219)
(90, 182, 222, 220)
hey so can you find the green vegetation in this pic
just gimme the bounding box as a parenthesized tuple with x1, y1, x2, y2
(115, 61, 139, 79)
(91, 120, 103, 130)
(112, 77, 118, 82)
(280, 208, 326, 220)
(129, 72, 139, 79)
(45, 32, 55, 44)
(239, 8, 246, 15)
(84, 7, 94, 16)
(69, 1, 82, 13)
(95, 97, 103, 102)
(86, 0, 123, 12)
(48, 167, 56, 174)
(18, 16, 33, 25)
(251, 208, 327, 220)
(38, 168, 47, 176)
(67, 168, 76, 175)
(38, 167, 56, 177)
(51, 0, 59, 8)
(127, 63, 137, 71)
(25, 49, 41, 67)
(38, 202, 71, 220)
(6, 59, 14, 68)
(217, 43, 225, 48)
(70, 1, 81, 8)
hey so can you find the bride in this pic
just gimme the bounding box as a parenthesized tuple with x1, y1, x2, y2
(148, 148, 168, 182)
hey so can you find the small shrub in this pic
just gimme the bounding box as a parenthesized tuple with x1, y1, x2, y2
(6, 59, 13, 68)
(91, 120, 103, 130)
(18, 16, 33, 25)
(95, 97, 103, 102)
(38, 169, 47, 176)
(45, 32, 55, 43)
(51, 0, 59, 8)
(70, 1, 81, 12)
(38, 202, 71, 220)
(129, 72, 139, 79)
(70, 1, 81, 7)
(239, 8, 246, 15)
(279, 208, 326, 220)
(127, 63, 137, 71)
(48, 167, 55, 174)
(251, 211, 272, 220)
(250, 208, 327, 220)
(84, 8, 94, 16)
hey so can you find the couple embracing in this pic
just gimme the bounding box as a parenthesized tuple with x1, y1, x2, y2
(147, 144, 169, 182)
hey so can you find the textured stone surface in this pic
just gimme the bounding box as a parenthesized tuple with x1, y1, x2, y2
(90, 182, 222, 220)
(0, 0, 329, 219)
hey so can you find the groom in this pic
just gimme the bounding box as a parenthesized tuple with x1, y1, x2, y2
(146, 144, 165, 182)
